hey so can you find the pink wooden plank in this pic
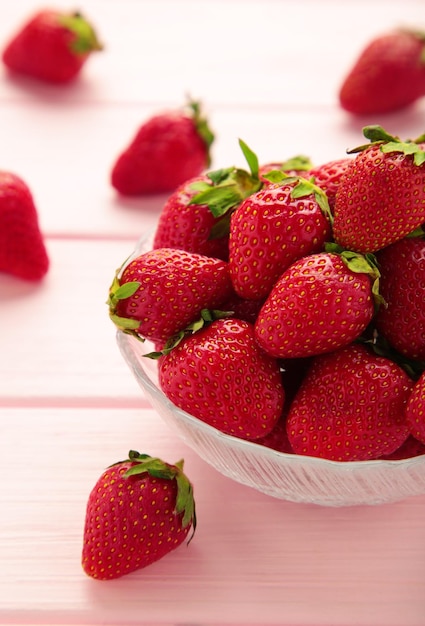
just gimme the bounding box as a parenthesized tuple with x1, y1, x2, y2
(1, 407, 425, 626)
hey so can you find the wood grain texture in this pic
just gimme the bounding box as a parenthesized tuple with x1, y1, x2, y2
(1, 0, 425, 624)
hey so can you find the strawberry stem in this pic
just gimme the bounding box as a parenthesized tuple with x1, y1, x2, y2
(120, 451, 197, 537)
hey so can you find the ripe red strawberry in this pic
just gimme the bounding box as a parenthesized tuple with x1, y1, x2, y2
(405, 371, 425, 445)
(152, 144, 263, 260)
(108, 247, 233, 343)
(255, 414, 294, 454)
(111, 101, 214, 196)
(0, 171, 49, 281)
(2, 9, 102, 84)
(339, 29, 425, 115)
(228, 177, 333, 301)
(380, 435, 425, 460)
(286, 344, 412, 462)
(254, 249, 378, 359)
(308, 157, 352, 212)
(159, 318, 285, 441)
(374, 236, 425, 361)
(82, 451, 196, 580)
(152, 175, 230, 260)
(333, 126, 425, 253)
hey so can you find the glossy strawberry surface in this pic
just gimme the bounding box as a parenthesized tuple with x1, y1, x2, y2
(229, 180, 332, 300)
(405, 372, 425, 445)
(254, 251, 375, 359)
(375, 237, 425, 360)
(82, 452, 195, 580)
(153, 176, 229, 260)
(108, 248, 233, 342)
(308, 158, 352, 212)
(159, 318, 284, 441)
(286, 344, 412, 461)
(333, 141, 425, 253)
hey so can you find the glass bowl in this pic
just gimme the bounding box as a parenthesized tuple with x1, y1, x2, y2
(115, 234, 425, 507)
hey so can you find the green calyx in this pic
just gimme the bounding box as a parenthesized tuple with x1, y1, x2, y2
(262, 170, 333, 224)
(144, 308, 232, 358)
(325, 243, 384, 309)
(114, 451, 196, 537)
(187, 99, 215, 166)
(188, 139, 262, 234)
(107, 271, 143, 336)
(59, 12, 103, 54)
(347, 125, 425, 166)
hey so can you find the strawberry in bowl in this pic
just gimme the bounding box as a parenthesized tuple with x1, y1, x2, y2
(110, 130, 425, 507)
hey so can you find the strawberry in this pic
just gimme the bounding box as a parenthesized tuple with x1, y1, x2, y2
(308, 157, 352, 212)
(286, 344, 412, 462)
(380, 435, 425, 460)
(152, 142, 264, 260)
(0, 171, 49, 281)
(158, 318, 285, 441)
(255, 414, 294, 454)
(110, 100, 214, 196)
(405, 371, 425, 445)
(108, 247, 233, 343)
(254, 248, 379, 359)
(152, 176, 230, 261)
(2, 9, 102, 84)
(374, 236, 425, 361)
(228, 176, 333, 301)
(333, 125, 425, 253)
(339, 29, 425, 115)
(82, 451, 196, 580)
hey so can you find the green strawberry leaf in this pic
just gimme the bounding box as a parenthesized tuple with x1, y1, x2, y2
(208, 214, 232, 239)
(362, 125, 399, 144)
(113, 281, 140, 300)
(380, 140, 425, 165)
(143, 308, 234, 359)
(325, 244, 385, 309)
(238, 138, 259, 178)
(60, 12, 103, 54)
(109, 313, 141, 331)
(122, 452, 196, 536)
(188, 183, 244, 218)
(188, 98, 215, 164)
(347, 125, 400, 154)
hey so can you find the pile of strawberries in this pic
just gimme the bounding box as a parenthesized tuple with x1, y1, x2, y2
(3, 7, 425, 580)
(109, 126, 425, 466)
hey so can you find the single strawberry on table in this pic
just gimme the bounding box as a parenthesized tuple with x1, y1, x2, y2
(339, 29, 425, 115)
(2, 9, 102, 84)
(158, 318, 285, 441)
(107, 247, 233, 343)
(333, 125, 425, 254)
(286, 343, 413, 462)
(254, 246, 380, 359)
(0, 171, 49, 281)
(111, 100, 214, 196)
(82, 451, 196, 580)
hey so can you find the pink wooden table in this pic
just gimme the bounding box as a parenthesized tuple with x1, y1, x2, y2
(1, 1, 425, 624)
